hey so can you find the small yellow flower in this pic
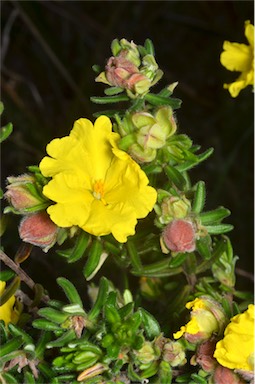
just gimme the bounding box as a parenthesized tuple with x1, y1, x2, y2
(0, 281, 19, 325)
(39, 116, 157, 243)
(220, 20, 254, 97)
(214, 304, 254, 371)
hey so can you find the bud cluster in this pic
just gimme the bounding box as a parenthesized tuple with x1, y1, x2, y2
(96, 38, 163, 98)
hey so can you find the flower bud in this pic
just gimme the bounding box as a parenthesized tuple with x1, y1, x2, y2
(162, 340, 186, 367)
(126, 73, 151, 96)
(105, 52, 139, 88)
(157, 192, 191, 225)
(213, 365, 246, 384)
(173, 296, 227, 344)
(212, 237, 238, 288)
(129, 143, 156, 163)
(19, 212, 58, 252)
(119, 38, 141, 67)
(192, 339, 217, 372)
(135, 341, 158, 366)
(162, 219, 196, 253)
(5, 174, 46, 214)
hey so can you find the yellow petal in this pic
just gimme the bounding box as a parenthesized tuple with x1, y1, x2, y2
(220, 41, 251, 72)
(245, 20, 254, 47)
(224, 68, 254, 97)
(0, 281, 16, 325)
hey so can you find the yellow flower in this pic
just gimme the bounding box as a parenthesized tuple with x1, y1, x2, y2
(39, 116, 157, 243)
(0, 281, 19, 325)
(220, 20, 254, 97)
(173, 296, 226, 343)
(214, 304, 254, 371)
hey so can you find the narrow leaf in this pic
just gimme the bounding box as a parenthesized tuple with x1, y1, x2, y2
(90, 95, 129, 104)
(83, 240, 104, 280)
(192, 181, 206, 214)
(164, 164, 186, 190)
(57, 277, 83, 307)
(205, 224, 234, 235)
(0, 122, 13, 143)
(200, 206, 231, 225)
(145, 93, 182, 109)
(88, 277, 109, 321)
(68, 231, 90, 263)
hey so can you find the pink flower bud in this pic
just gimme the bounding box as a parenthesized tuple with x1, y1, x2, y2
(162, 219, 196, 253)
(19, 212, 58, 252)
(5, 174, 45, 213)
(213, 365, 245, 384)
(194, 339, 217, 372)
(105, 52, 139, 88)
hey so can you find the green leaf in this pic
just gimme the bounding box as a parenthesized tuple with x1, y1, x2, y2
(176, 147, 214, 172)
(88, 277, 109, 321)
(38, 308, 69, 324)
(144, 39, 155, 55)
(0, 122, 13, 143)
(68, 231, 91, 263)
(159, 361, 172, 383)
(192, 181, 206, 214)
(145, 93, 182, 109)
(138, 308, 161, 340)
(47, 329, 76, 349)
(0, 372, 19, 384)
(33, 319, 62, 331)
(7, 323, 34, 346)
(104, 304, 121, 324)
(200, 207, 231, 225)
(83, 240, 104, 280)
(127, 240, 142, 271)
(0, 336, 23, 357)
(168, 253, 187, 268)
(0, 101, 4, 115)
(37, 361, 55, 379)
(24, 371, 36, 384)
(205, 224, 234, 235)
(35, 331, 52, 359)
(196, 235, 212, 260)
(90, 95, 129, 104)
(104, 87, 124, 96)
(140, 360, 159, 378)
(164, 164, 186, 190)
(0, 269, 15, 281)
(57, 277, 83, 308)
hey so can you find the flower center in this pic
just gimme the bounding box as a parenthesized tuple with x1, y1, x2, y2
(93, 180, 106, 203)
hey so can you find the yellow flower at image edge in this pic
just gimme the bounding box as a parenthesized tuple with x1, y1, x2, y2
(0, 281, 19, 325)
(220, 20, 254, 97)
(214, 304, 254, 371)
(39, 116, 157, 243)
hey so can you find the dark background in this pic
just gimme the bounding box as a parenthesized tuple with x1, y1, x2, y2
(1, 1, 254, 298)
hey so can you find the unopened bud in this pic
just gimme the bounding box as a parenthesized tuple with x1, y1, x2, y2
(5, 174, 46, 214)
(163, 340, 186, 367)
(135, 341, 157, 365)
(213, 365, 245, 384)
(173, 296, 227, 344)
(193, 339, 217, 372)
(129, 143, 156, 163)
(105, 53, 139, 88)
(19, 212, 58, 252)
(162, 219, 196, 253)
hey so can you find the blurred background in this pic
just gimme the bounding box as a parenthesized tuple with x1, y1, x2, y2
(1, 1, 254, 299)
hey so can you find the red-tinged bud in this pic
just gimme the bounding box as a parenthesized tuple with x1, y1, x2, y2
(19, 212, 58, 252)
(162, 219, 196, 253)
(105, 52, 139, 88)
(213, 365, 246, 384)
(193, 339, 217, 372)
(5, 174, 46, 214)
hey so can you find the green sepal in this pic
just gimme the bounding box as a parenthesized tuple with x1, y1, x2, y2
(196, 235, 212, 260)
(200, 206, 231, 225)
(0, 122, 13, 143)
(164, 164, 186, 190)
(158, 360, 172, 383)
(57, 277, 83, 308)
(0, 276, 20, 306)
(90, 95, 129, 104)
(32, 318, 62, 331)
(138, 308, 161, 340)
(205, 224, 234, 235)
(68, 231, 91, 263)
(128, 363, 142, 381)
(0, 336, 23, 357)
(47, 329, 76, 349)
(192, 181, 206, 214)
(88, 277, 109, 321)
(38, 308, 69, 324)
(83, 240, 105, 280)
(144, 93, 182, 109)
(104, 87, 124, 96)
(7, 323, 34, 346)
